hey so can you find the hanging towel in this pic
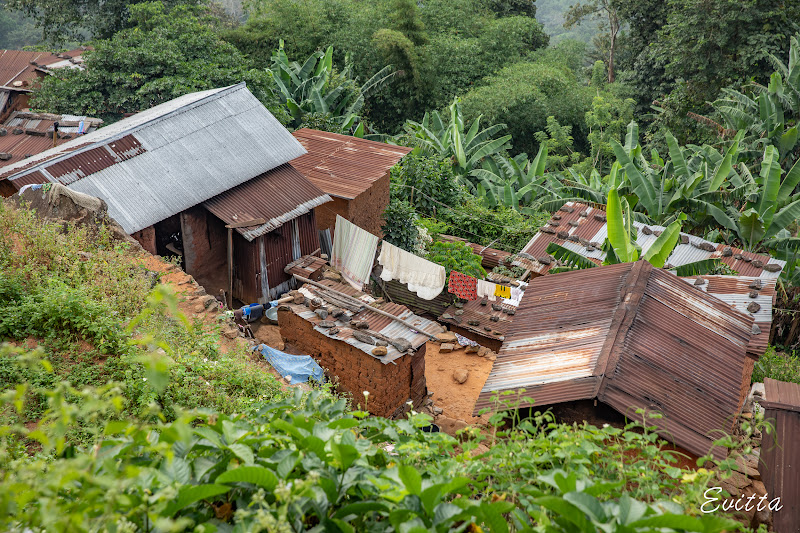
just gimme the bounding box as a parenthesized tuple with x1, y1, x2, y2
(331, 215, 379, 291)
(494, 284, 511, 299)
(476, 279, 497, 301)
(448, 271, 478, 300)
(378, 241, 445, 300)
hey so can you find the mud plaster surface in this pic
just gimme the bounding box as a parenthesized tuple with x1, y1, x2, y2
(424, 342, 493, 424)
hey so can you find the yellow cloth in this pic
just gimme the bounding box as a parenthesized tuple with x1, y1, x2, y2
(494, 284, 511, 299)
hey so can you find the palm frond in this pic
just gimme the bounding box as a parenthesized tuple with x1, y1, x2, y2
(545, 243, 598, 270)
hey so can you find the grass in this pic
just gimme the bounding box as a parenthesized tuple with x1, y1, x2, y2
(0, 200, 285, 435)
(752, 346, 800, 385)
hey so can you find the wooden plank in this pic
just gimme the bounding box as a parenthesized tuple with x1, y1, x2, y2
(227, 227, 233, 309)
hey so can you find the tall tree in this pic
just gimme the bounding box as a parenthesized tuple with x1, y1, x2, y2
(29, 2, 277, 122)
(4, 0, 200, 44)
(564, 0, 621, 82)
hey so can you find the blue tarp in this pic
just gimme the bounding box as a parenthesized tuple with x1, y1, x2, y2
(255, 344, 324, 384)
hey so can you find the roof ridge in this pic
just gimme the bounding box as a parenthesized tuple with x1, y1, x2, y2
(3, 83, 247, 181)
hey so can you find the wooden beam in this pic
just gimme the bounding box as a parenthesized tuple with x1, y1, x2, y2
(225, 217, 266, 229)
(292, 274, 438, 340)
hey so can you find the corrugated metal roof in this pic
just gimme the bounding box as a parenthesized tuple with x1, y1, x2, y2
(477, 261, 754, 459)
(0, 111, 102, 169)
(286, 279, 440, 364)
(290, 128, 411, 200)
(203, 163, 331, 241)
(680, 275, 776, 357)
(3, 83, 308, 233)
(519, 202, 785, 279)
(0, 48, 86, 88)
(438, 298, 516, 341)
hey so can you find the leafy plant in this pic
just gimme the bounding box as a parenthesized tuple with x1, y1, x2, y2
(268, 41, 395, 135)
(426, 240, 486, 281)
(381, 198, 420, 252)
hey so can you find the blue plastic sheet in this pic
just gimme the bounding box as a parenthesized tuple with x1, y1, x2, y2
(256, 344, 324, 384)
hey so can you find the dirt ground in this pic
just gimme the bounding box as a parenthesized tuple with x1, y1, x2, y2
(424, 342, 494, 424)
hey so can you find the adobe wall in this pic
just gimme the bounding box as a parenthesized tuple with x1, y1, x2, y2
(347, 171, 390, 239)
(314, 196, 348, 238)
(180, 206, 227, 289)
(131, 225, 157, 255)
(278, 308, 416, 417)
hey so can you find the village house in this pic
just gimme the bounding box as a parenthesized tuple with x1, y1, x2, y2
(290, 128, 411, 240)
(0, 111, 102, 169)
(0, 83, 332, 304)
(0, 48, 87, 120)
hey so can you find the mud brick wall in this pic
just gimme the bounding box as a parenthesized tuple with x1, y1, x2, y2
(347, 171, 390, 239)
(313, 171, 390, 241)
(131, 225, 157, 255)
(279, 309, 418, 417)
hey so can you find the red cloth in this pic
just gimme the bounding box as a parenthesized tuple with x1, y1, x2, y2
(448, 270, 478, 300)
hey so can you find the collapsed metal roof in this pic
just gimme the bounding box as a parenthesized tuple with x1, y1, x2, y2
(476, 261, 755, 459)
(3, 83, 307, 233)
(203, 163, 331, 241)
(519, 202, 785, 279)
(285, 279, 441, 364)
(290, 128, 411, 200)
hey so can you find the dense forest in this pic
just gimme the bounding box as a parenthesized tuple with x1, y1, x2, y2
(2, 0, 800, 530)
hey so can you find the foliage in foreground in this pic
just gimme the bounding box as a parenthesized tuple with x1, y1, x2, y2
(0, 339, 744, 532)
(752, 346, 800, 385)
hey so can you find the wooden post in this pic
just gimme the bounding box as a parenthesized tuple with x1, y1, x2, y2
(227, 227, 233, 310)
(223, 218, 265, 310)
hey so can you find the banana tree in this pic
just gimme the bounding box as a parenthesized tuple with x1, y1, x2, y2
(710, 35, 800, 167)
(402, 97, 512, 189)
(694, 144, 800, 251)
(547, 188, 712, 272)
(610, 121, 741, 225)
(268, 42, 395, 135)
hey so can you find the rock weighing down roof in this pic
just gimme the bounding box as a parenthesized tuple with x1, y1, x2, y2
(0, 48, 86, 89)
(0, 112, 102, 169)
(290, 128, 412, 199)
(476, 261, 756, 459)
(2, 83, 307, 234)
(519, 202, 785, 278)
(285, 279, 441, 364)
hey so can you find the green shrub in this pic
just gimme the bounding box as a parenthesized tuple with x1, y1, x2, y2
(753, 347, 800, 385)
(382, 198, 420, 252)
(426, 240, 486, 281)
(390, 153, 465, 216)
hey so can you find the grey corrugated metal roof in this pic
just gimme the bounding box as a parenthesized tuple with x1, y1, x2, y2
(4, 83, 307, 233)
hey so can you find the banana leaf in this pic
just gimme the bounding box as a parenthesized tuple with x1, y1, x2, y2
(546, 243, 597, 270)
(642, 220, 682, 268)
(607, 188, 638, 262)
(672, 259, 723, 276)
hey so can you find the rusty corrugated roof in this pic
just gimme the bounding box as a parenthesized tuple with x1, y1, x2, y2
(762, 378, 800, 412)
(0, 111, 101, 169)
(438, 298, 516, 341)
(477, 261, 754, 459)
(680, 275, 775, 358)
(203, 163, 331, 241)
(519, 202, 785, 278)
(0, 49, 86, 88)
(286, 279, 440, 364)
(290, 128, 411, 200)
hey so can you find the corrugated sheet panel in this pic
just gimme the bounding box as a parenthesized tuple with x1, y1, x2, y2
(680, 275, 776, 357)
(4, 83, 307, 233)
(438, 298, 517, 341)
(477, 262, 634, 407)
(291, 128, 411, 200)
(478, 261, 755, 459)
(760, 379, 800, 531)
(203, 163, 331, 241)
(381, 279, 454, 317)
(0, 49, 86, 87)
(232, 232, 261, 303)
(518, 202, 785, 278)
(288, 279, 440, 364)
